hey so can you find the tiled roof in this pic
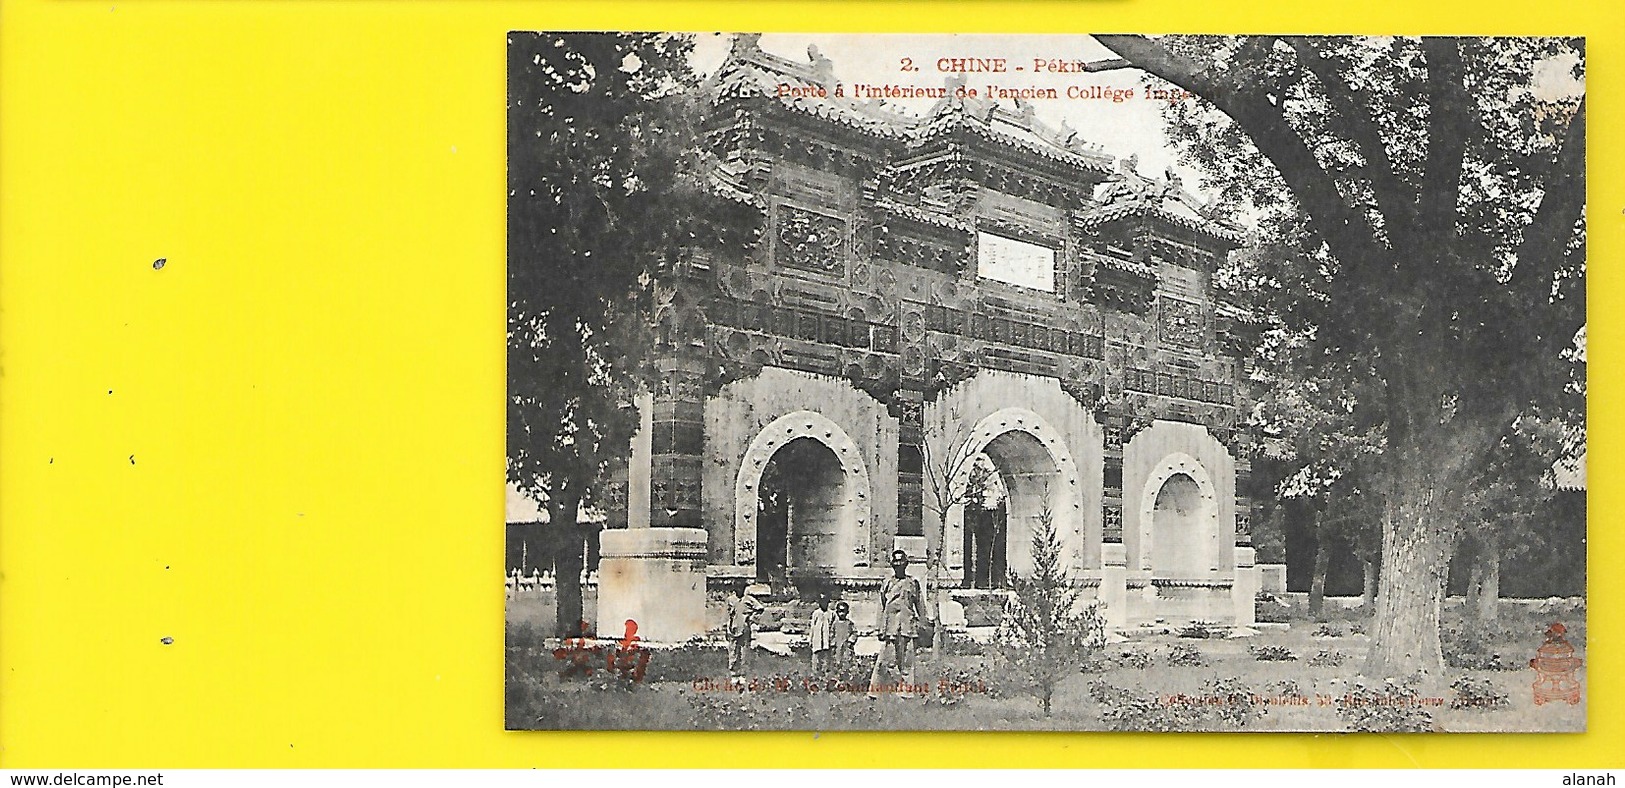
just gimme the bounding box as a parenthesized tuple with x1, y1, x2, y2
(876, 199, 972, 232)
(705, 34, 915, 140)
(699, 153, 767, 209)
(1078, 167, 1245, 244)
(703, 35, 1243, 244)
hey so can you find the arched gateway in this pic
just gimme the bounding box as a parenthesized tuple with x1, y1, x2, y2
(941, 408, 1083, 583)
(575, 36, 1272, 642)
(734, 410, 872, 577)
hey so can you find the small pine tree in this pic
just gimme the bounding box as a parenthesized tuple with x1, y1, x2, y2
(994, 506, 1107, 715)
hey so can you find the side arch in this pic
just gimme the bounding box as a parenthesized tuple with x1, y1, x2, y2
(734, 410, 873, 571)
(1136, 452, 1221, 577)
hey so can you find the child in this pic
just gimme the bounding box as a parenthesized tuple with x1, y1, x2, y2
(832, 600, 857, 673)
(808, 595, 836, 677)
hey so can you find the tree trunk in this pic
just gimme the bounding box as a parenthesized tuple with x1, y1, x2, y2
(1363, 486, 1456, 680)
(555, 530, 586, 638)
(1308, 509, 1329, 620)
(551, 492, 587, 638)
(1467, 530, 1502, 627)
(1361, 559, 1377, 609)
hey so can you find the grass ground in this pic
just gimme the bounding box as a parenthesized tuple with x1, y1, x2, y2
(504, 593, 1585, 732)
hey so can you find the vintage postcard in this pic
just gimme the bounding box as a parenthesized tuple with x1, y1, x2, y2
(505, 32, 1587, 731)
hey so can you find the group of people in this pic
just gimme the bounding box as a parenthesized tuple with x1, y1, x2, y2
(724, 549, 931, 698)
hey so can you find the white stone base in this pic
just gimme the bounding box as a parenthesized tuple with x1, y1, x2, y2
(596, 527, 709, 643)
(665, 538, 1260, 636)
(1259, 563, 1288, 595)
(1232, 547, 1259, 626)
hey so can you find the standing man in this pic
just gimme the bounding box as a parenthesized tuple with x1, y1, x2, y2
(869, 549, 928, 699)
(725, 581, 762, 677)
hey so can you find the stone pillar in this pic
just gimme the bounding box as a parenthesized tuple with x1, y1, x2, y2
(1232, 546, 1258, 626)
(1235, 495, 1254, 548)
(1099, 542, 1128, 628)
(895, 393, 924, 539)
(1102, 421, 1125, 544)
(626, 391, 653, 530)
(597, 527, 709, 643)
(650, 359, 704, 529)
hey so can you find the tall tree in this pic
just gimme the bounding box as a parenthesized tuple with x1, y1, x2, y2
(507, 32, 745, 636)
(1087, 36, 1586, 678)
(1222, 231, 1383, 618)
(919, 402, 996, 651)
(1456, 414, 1576, 626)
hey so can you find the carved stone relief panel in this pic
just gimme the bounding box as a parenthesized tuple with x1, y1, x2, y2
(1158, 297, 1207, 349)
(774, 204, 848, 277)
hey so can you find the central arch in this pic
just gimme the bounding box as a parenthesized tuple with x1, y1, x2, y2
(735, 410, 872, 574)
(939, 408, 1082, 583)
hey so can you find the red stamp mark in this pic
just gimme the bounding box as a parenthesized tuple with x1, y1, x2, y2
(551, 618, 652, 683)
(551, 620, 604, 679)
(607, 619, 652, 683)
(1530, 622, 1583, 706)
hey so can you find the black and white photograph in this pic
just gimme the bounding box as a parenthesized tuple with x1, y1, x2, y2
(504, 32, 1587, 732)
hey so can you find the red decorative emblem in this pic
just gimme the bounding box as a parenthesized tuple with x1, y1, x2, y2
(1530, 622, 1583, 706)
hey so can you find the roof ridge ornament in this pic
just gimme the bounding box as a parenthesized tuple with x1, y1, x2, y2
(730, 32, 762, 58)
(807, 44, 836, 87)
(1118, 153, 1140, 178)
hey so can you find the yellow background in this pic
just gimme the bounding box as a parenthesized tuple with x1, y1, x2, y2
(0, 0, 1616, 768)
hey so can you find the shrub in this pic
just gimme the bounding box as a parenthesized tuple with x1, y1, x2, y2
(944, 632, 991, 657)
(1267, 678, 1304, 698)
(1312, 622, 1345, 638)
(1449, 676, 1511, 711)
(1442, 622, 1521, 671)
(1078, 653, 1113, 674)
(1091, 681, 1180, 731)
(1335, 675, 1437, 732)
(1179, 621, 1225, 639)
(1115, 650, 1154, 670)
(1205, 675, 1268, 728)
(1249, 644, 1298, 662)
(930, 661, 1003, 705)
(1166, 643, 1206, 667)
(993, 508, 1108, 715)
(1307, 648, 1347, 667)
(1090, 678, 1266, 731)
(1350, 620, 1368, 635)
